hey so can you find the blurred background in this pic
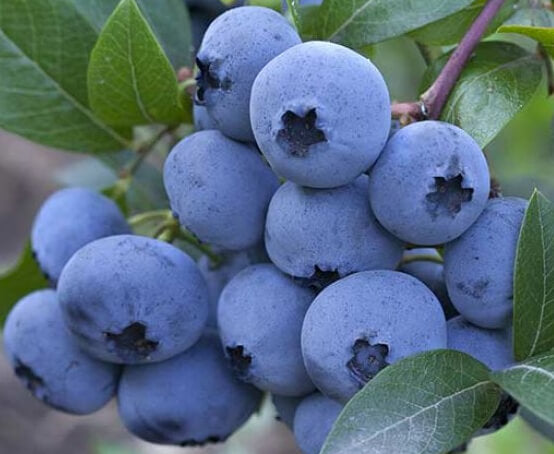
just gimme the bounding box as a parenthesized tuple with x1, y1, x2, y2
(1, 1, 553, 453)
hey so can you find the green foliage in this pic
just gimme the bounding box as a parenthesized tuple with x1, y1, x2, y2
(514, 190, 554, 361)
(491, 352, 554, 426)
(286, 0, 301, 30)
(503, 7, 554, 27)
(88, 0, 186, 126)
(0, 243, 49, 326)
(317, 0, 474, 48)
(421, 41, 544, 147)
(0, 0, 132, 152)
(409, 0, 516, 46)
(321, 350, 501, 454)
(498, 24, 554, 58)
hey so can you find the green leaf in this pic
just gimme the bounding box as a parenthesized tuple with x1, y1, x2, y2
(0, 243, 49, 326)
(409, 0, 516, 46)
(498, 24, 554, 59)
(420, 41, 543, 148)
(321, 350, 501, 454)
(317, 0, 474, 48)
(0, 0, 132, 153)
(298, 5, 321, 41)
(137, 0, 193, 69)
(503, 7, 554, 28)
(513, 190, 554, 361)
(88, 0, 185, 127)
(491, 351, 554, 426)
(286, 0, 301, 30)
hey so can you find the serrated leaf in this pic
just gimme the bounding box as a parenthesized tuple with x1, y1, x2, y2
(498, 24, 554, 59)
(409, 0, 516, 46)
(0, 0, 132, 153)
(491, 352, 554, 426)
(0, 243, 49, 326)
(88, 0, 185, 127)
(420, 41, 543, 148)
(317, 0, 474, 48)
(514, 190, 554, 361)
(321, 350, 501, 454)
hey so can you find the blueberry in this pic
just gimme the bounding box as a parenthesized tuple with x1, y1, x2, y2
(265, 175, 403, 280)
(31, 187, 130, 286)
(58, 235, 209, 364)
(273, 394, 303, 429)
(302, 270, 447, 403)
(218, 264, 316, 396)
(293, 393, 343, 454)
(118, 332, 262, 446)
(164, 130, 279, 250)
(447, 316, 513, 370)
(3, 290, 120, 414)
(196, 6, 301, 141)
(399, 248, 458, 319)
(198, 245, 269, 327)
(369, 121, 490, 245)
(193, 104, 217, 131)
(520, 407, 554, 442)
(250, 41, 390, 188)
(444, 197, 527, 328)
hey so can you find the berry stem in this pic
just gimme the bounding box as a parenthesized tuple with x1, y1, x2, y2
(421, 0, 507, 119)
(399, 254, 444, 266)
(391, 102, 425, 121)
(175, 229, 223, 266)
(128, 209, 172, 228)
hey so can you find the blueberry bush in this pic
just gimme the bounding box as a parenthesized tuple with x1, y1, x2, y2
(0, 0, 553, 453)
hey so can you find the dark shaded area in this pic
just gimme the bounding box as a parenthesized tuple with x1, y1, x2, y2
(484, 394, 519, 431)
(181, 435, 222, 447)
(104, 322, 158, 360)
(14, 359, 44, 396)
(276, 109, 327, 157)
(295, 266, 341, 293)
(426, 174, 473, 219)
(347, 339, 389, 387)
(226, 345, 252, 380)
(195, 57, 232, 105)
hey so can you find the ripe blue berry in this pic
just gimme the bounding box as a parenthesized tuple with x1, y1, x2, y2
(251, 41, 391, 188)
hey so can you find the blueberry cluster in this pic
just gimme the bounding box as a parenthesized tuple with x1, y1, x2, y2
(3, 5, 534, 453)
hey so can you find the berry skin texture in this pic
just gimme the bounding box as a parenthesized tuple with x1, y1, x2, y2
(265, 175, 403, 280)
(272, 394, 303, 429)
(196, 6, 301, 141)
(218, 264, 316, 396)
(31, 187, 130, 285)
(447, 316, 513, 370)
(250, 41, 391, 189)
(118, 333, 262, 446)
(164, 130, 279, 251)
(293, 393, 343, 454)
(198, 245, 269, 327)
(399, 248, 458, 320)
(444, 197, 528, 328)
(58, 235, 209, 364)
(302, 270, 447, 403)
(193, 104, 217, 131)
(369, 121, 490, 245)
(3, 290, 120, 415)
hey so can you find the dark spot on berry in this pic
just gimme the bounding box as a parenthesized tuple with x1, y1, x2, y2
(277, 109, 327, 157)
(195, 57, 232, 105)
(484, 393, 519, 430)
(104, 322, 158, 360)
(425, 174, 473, 219)
(295, 266, 341, 293)
(14, 358, 45, 396)
(181, 435, 222, 447)
(456, 279, 490, 299)
(347, 339, 389, 387)
(226, 345, 252, 380)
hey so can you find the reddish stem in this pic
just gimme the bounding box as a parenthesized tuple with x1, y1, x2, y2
(421, 0, 507, 119)
(391, 102, 424, 121)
